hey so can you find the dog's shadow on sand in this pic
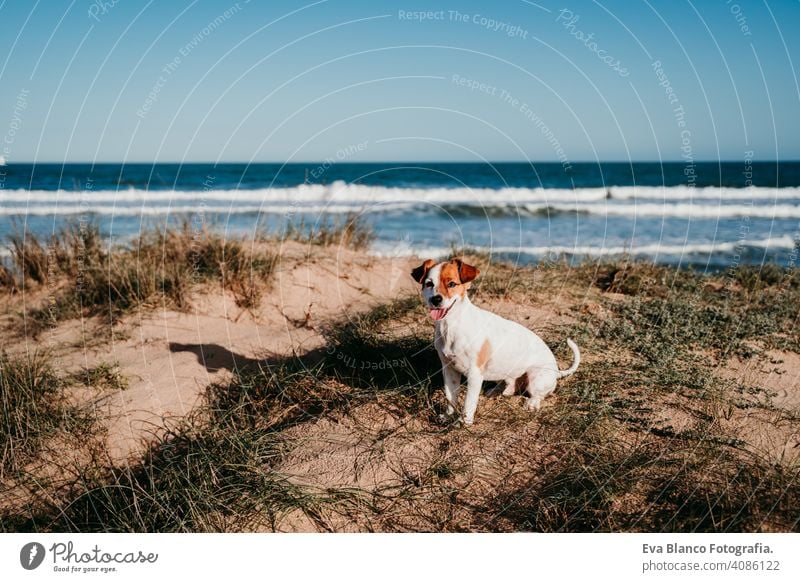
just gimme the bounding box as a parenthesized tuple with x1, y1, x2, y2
(168, 336, 442, 389)
(168, 341, 331, 375)
(168, 342, 264, 374)
(169, 340, 504, 400)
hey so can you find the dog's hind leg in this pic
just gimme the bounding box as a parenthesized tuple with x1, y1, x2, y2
(525, 369, 557, 411)
(442, 364, 461, 416)
(503, 373, 527, 397)
(501, 378, 516, 396)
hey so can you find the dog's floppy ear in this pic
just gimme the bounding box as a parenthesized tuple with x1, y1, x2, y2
(453, 258, 480, 283)
(411, 259, 435, 283)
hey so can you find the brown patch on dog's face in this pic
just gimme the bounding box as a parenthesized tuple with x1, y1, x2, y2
(437, 258, 480, 298)
(437, 261, 463, 299)
(477, 339, 492, 370)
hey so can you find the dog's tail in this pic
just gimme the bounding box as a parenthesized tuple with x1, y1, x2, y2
(557, 338, 581, 379)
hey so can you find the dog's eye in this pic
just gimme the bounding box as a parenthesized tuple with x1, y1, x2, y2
(448, 281, 456, 288)
(424, 281, 434, 288)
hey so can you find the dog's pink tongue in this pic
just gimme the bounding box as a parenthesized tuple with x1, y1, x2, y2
(429, 308, 447, 321)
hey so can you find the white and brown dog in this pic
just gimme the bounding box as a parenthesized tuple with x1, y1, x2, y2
(412, 258, 580, 425)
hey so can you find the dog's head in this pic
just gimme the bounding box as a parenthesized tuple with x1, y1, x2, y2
(411, 258, 480, 321)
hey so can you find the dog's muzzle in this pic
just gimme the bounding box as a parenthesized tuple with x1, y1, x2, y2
(429, 303, 453, 321)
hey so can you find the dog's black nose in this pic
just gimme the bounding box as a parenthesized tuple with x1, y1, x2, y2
(431, 295, 443, 306)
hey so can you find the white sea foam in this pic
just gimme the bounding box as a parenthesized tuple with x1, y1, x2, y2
(3, 183, 799, 219)
(2, 183, 799, 204)
(523, 203, 800, 219)
(4, 200, 800, 219)
(0, 203, 411, 216)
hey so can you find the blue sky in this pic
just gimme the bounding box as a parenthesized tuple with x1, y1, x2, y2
(0, 0, 798, 162)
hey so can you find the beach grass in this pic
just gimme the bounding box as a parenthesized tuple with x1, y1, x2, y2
(5, 222, 279, 331)
(1, 228, 798, 532)
(3, 216, 377, 332)
(5, 357, 370, 532)
(0, 351, 94, 479)
(281, 212, 375, 251)
(68, 362, 129, 393)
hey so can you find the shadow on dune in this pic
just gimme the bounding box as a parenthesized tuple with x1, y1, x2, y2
(5, 315, 444, 533)
(168, 342, 263, 373)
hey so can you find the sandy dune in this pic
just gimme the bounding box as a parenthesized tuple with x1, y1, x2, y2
(4, 242, 418, 461)
(2, 242, 798, 532)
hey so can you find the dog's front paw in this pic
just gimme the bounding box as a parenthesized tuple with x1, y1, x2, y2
(438, 415, 467, 431)
(438, 409, 458, 425)
(525, 397, 542, 411)
(462, 416, 474, 426)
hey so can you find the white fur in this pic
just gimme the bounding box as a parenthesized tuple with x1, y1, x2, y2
(418, 261, 580, 425)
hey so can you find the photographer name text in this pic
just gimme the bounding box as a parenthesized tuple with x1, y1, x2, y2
(643, 542, 772, 557)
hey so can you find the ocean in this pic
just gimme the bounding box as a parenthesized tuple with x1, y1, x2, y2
(2, 161, 799, 269)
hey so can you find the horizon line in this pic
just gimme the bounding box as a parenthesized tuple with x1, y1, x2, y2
(2, 159, 798, 165)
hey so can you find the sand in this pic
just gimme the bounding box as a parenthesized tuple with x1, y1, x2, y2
(2, 242, 798, 532)
(3, 242, 418, 461)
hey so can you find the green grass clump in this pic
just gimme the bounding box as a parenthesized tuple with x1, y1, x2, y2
(321, 296, 440, 399)
(9, 221, 105, 285)
(0, 351, 90, 477)
(69, 362, 128, 392)
(10, 359, 365, 533)
(479, 356, 799, 532)
(0, 264, 18, 291)
(494, 259, 800, 532)
(208, 360, 354, 432)
(733, 264, 798, 292)
(589, 264, 800, 358)
(14, 421, 332, 532)
(282, 212, 374, 251)
(12, 223, 278, 332)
